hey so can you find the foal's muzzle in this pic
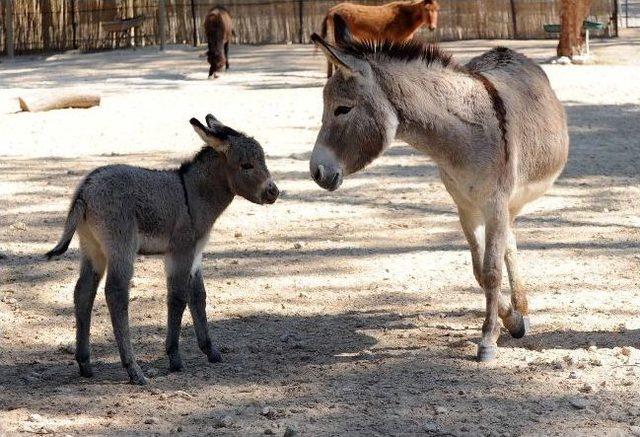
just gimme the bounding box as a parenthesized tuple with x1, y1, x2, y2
(262, 181, 280, 204)
(311, 163, 343, 192)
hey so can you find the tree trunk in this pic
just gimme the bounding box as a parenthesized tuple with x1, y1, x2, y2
(557, 0, 591, 57)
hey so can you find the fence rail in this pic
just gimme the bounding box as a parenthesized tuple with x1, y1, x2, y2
(0, 0, 618, 55)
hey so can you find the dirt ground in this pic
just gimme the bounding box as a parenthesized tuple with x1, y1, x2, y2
(1, 32, 639, 436)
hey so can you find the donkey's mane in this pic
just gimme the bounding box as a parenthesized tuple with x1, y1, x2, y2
(340, 39, 457, 69)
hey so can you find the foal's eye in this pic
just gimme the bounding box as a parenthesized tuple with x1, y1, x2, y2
(334, 106, 352, 117)
(241, 163, 254, 170)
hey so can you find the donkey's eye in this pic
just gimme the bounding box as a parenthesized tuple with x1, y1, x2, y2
(334, 106, 352, 117)
(241, 163, 254, 170)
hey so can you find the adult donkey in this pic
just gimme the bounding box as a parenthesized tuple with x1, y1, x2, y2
(309, 20, 568, 361)
(320, 0, 440, 77)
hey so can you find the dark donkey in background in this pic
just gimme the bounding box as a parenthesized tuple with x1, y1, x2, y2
(309, 18, 569, 361)
(204, 6, 233, 78)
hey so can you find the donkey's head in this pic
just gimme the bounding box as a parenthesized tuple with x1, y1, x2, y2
(309, 21, 398, 191)
(190, 115, 279, 204)
(421, 0, 440, 31)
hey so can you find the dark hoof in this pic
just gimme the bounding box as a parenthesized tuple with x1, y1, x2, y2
(78, 362, 93, 378)
(126, 363, 148, 385)
(477, 345, 498, 362)
(509, 313, 530, 339)
(168, 354, 183, 372)
(207, 347, 222, 363)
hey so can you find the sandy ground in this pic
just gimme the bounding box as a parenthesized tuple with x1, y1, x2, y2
(0, 32, 639, 436)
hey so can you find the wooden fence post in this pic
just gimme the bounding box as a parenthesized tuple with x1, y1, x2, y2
(71, 0, 78, 49)
(298, 0, 304, 43)
(4, 0, 14, 58)
(158, 0, 166, 50)
(509, 0, 518, 38)
(190, 0, 198, 46)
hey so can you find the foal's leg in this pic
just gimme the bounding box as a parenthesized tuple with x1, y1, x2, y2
(189, 269, 222, 363)
(478, 201, 526, 360)
(105, 252, 146, 384)
(74, 236, 106, 378)
(164, 253, 193, 372)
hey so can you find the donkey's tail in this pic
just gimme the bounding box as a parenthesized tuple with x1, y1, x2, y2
(45, 197, 86, 260)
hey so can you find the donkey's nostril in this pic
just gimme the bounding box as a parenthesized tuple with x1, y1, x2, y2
(313, 165, 326, 183)
(267, 183, 279, 197)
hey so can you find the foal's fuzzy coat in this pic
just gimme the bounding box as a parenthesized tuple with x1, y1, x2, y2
(47, 115, 279, 384)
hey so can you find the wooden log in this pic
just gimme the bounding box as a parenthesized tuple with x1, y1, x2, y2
(18, 93, 101, 112)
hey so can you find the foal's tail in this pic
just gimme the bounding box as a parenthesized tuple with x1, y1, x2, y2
(45, 196, 86, 260)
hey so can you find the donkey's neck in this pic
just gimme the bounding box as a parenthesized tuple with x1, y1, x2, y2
(180, 148, 234, 235)
(374, 61, 494, 169)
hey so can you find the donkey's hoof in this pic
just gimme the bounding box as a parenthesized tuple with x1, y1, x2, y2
(477, 345, 498, 362)
(78, 362, 93, 378)
(207, 347, 222, 364)
(126, 364, 148, 385)
(509, 313, 530, 339)
(168, 355, 184, 372)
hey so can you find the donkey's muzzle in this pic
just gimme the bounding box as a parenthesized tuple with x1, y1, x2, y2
(262, 181, 279, 204)
(312, 164, 343, 192)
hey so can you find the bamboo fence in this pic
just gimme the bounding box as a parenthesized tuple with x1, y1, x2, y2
(0, 0, 617, 55)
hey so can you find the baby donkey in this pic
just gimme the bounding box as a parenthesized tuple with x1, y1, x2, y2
(46, 115, 279, 384)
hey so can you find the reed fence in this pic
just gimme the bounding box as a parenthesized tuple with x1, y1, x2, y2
(0, 0, 618, 55)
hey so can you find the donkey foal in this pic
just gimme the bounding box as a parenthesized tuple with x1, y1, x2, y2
(46, 115, 279, 384)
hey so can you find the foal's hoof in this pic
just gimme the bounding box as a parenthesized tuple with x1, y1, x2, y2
(78, 362, 93, 378)
(168, 355, 184, 372)
(126, 363, 148, 386)
(510, 313, 530, 339)
(207, 347, 222, 364)
(477, 345, 498, 362)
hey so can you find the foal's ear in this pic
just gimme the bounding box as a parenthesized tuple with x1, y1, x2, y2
(311, 33, 362, 75)
(205, 113, 223, 129)
(190, 117, 230, 154)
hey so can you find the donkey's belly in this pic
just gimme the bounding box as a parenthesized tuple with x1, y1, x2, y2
(138, 233, 169, 255)
(510, 174, 559, 212)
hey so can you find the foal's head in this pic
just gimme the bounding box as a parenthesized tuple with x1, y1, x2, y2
(421, 0, 440, 31)
(190, 115, 279, 204)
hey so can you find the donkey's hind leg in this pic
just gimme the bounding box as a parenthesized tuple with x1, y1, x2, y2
(504, 225, 529, 337)
(457, 206, 485, 288)
(477, 200, 528, 360)
(74, 234, 106, 378)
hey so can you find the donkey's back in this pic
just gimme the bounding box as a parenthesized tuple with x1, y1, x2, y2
(79, 165, 185, 247)
(466, 47, 569, 189)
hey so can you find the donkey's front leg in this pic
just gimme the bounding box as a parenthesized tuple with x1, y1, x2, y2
(189, 270, 222, 363)
(165, 257, 191, 372)
(478, 202, 525, 360)
(105, 258, 147, 384)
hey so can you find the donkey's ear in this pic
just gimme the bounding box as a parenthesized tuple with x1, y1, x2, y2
(311, 33, 363, 75)
(205, 113, 222, 129)
(190, 117, 230, 154)
(333, 14, 353, 46)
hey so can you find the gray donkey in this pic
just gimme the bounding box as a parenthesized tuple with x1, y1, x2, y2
(46, 115, 279, 384)
(309, 18, 568, 361)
